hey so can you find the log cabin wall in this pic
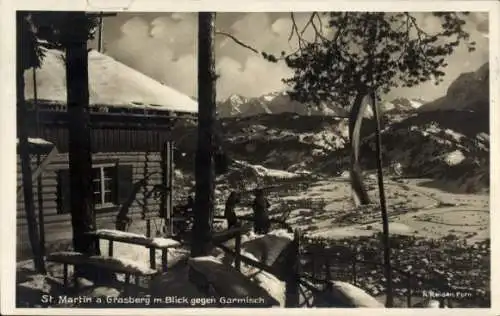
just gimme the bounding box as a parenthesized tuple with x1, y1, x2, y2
(16, 112, 185, 260)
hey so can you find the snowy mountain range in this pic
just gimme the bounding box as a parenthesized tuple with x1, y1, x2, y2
(217, 91, 425, 118)
(217, 91, 346, 117)
(217, 62, 489, 118)
(174, 63, 489, 194)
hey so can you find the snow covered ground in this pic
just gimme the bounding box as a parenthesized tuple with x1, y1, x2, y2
(15, 160, 490, 309)
(276, 175, 489, 241)
(15, 229, 296, 308)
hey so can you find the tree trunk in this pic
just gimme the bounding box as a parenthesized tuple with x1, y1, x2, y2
(370, 91, 393, 307)
(348, 90, 371, 206)
(191, 12, 216, 257)
(16, 12, 45, 273)
(365, 17, 393, 307)
(65, 13, 100, 264)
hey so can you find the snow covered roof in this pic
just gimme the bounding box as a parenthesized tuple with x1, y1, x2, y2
(16, 137, 53, 147)
(24, 49, 197, 114)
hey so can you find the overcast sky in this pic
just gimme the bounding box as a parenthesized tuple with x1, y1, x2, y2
(89, 12, 489, 102)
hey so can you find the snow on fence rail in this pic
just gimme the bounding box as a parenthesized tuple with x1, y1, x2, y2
(46, 251, 158, 289)
(188, 256, 281, 307)
(86, 229, 181, 270)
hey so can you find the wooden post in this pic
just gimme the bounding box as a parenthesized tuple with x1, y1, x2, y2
(352, 250, 357, 285)
(325, 256, 332, 280)
(160, 141, 174, 236)
(406, 275, 412, 307)
(191, 12, 216, 258)
(147, 221, 156, 269)
(94, 12, 116, 54)
(17, 12, 44, 273)
(34, 67, 46, 259)
(146, 219, 151, 237)
(108, 240, 113, 257)
(285, 229, 300, 307)
(311, 255, 316, 279)
(37, 153, 46, 257)
(168, 141, 174, 236)
(65, 13, 101, 280)
(160, 138, 166, 220)
(372, 91, 393, 307)
(234, 232, 241, 272)
(367, 17, 393, 306)
(124, 273, 131, 295)
(63, 264, 68, 288)
(161, 249, 168, 272)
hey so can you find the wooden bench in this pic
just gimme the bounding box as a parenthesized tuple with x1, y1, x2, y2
(85, 229, 180, 271)
(46, 251, 158, 291)
(188, 256, 280, 307)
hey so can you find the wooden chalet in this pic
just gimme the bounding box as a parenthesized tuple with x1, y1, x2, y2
(17, 49, 197, 259)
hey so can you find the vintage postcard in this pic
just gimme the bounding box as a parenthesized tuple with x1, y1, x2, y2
(0, 0, 499, 315)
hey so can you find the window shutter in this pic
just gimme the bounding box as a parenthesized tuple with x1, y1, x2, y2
(115, 164, 134, 205)
(57, 169, 71, 214)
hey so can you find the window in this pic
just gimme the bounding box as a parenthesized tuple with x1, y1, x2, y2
(57, 162, 133, 214)
(92, 164, 116, 209)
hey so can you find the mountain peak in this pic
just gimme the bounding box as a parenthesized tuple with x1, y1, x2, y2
(418, 62, 489, 113)
(227, 94, 247, 104)
(390, 97, 426, 110)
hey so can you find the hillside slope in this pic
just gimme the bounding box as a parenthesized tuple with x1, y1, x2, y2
(320, 110, 489, 193)
(419, 63, 489, 113)
(171, 109, 488, 193)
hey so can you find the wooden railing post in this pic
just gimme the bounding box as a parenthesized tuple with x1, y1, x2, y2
(161, 249, 168, 272)
(285, 229, 300, 307)
(146, 220, 156, 268)
(108, 240, 113, 257)
(160, 141, 174, 236)
(235, 232, 241, 272)
(325, 256, 332, 280)
(36, 153, 46, 258)
(311, 255, 316, 279)
(352, 249, 357, 285)
(406, 274, 412, 307)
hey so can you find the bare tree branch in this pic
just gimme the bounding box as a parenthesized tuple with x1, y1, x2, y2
(216, 29, 302, 62)
(301, 12, 328, 43)
(215, 30, 260, 54)
(301, 13, 315, 36)
(288, 13, 298, 41)
(290, 12, 329, 49)
(289, 12, 305, 50)
(315, 12, 324, 34)
(217, 12, 329, 63)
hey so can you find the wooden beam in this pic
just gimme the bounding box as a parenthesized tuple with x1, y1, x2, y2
(17, 146, 59, 198)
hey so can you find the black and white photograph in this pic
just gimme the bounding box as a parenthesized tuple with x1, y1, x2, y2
(1, 0, 499, 313)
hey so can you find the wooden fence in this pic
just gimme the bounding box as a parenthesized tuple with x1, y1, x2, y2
(209, 215, 488, 308)
(300, 244, 489, 307)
